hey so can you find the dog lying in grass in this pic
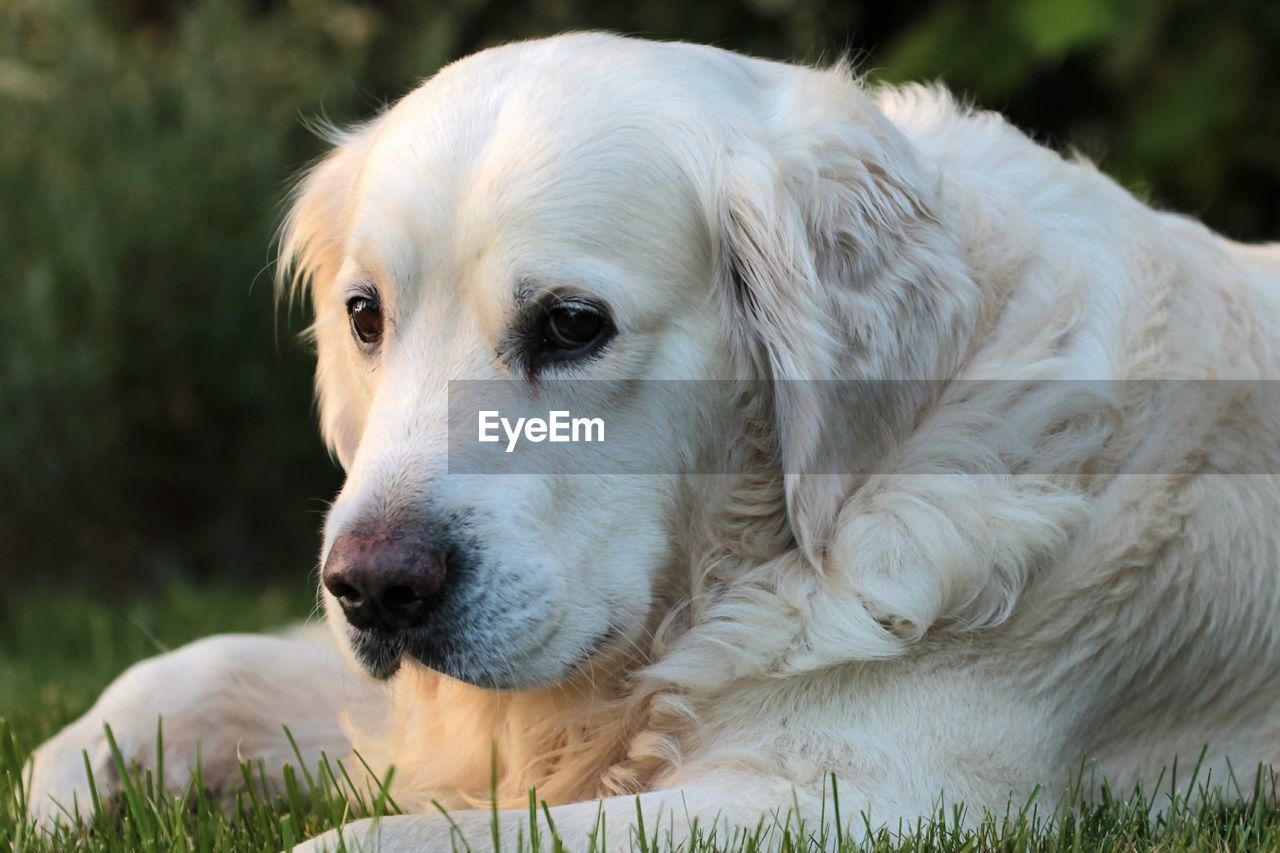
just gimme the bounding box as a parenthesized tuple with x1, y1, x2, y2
(27, 32, 1280, 850)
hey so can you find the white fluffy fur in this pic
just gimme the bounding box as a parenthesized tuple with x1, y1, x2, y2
(28, 33, 1280, 850)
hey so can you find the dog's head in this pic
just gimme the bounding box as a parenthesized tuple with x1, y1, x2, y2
(279, 34, 977, 688)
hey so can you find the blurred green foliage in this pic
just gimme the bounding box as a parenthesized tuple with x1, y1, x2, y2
(1, 0, 1277, 587)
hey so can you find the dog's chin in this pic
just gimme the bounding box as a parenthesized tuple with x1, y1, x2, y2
(344, 628, 567, 689)
(346, 629, 407, 680)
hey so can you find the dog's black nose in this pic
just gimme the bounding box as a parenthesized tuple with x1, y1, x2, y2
(322, 531, 446, 631)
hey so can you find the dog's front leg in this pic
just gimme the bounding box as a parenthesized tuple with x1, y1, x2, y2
(295, 772, 824, 852)
(25, 631, 385, 830)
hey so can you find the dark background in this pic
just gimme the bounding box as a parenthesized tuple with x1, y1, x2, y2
(3, 0, 1278, 590)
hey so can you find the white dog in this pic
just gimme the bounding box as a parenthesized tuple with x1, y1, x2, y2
(27, 33, 1280, 850)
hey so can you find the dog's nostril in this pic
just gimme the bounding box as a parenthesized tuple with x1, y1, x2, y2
(328, 581, 363, 605)
(379, 584, 429, 623)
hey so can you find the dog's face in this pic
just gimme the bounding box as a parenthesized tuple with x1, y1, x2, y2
(281, 35, 970, 688)
(295, 38, 741, 689)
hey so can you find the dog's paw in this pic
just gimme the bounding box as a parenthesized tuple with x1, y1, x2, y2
(25, 715, 131, 829)
(24, 636, 255, 829)
(293, 815, 472, 853)
(24, 689, 203, 829)
(294, 818, 384, 853)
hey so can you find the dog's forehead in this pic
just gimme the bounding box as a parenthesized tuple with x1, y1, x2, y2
(346, 44, 718, 314)
(364, 55, 698, 216)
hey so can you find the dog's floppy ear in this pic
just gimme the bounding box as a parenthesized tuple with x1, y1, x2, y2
(716, 64, 979, 567)
(714, 71, 1090, 661)
(277, 120, 383, 469)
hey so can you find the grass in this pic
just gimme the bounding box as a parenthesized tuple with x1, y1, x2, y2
(3, 581, 1280, 851)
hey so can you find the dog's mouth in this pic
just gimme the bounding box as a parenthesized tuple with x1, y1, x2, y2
(346, 624, 535, 688)
(345, 621, 618, 689)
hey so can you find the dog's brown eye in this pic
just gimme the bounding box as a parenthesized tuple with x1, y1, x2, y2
(544, 305, 606, 351)
(347, 296, 383, 346)
(503, 296, 614, 376)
